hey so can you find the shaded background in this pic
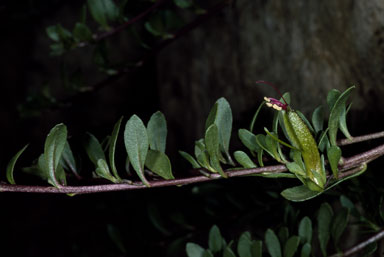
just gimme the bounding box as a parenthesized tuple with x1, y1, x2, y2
(1, 0, 384, 256)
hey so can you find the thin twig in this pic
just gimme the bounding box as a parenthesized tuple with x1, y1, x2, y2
(60, 0, 231, 105)
(1, 141, 384, 194)
(337, 131, 384, 146)
(0, 164, 286, 194)
(329, 229, 384, 257)
(77, 0, 168, 48)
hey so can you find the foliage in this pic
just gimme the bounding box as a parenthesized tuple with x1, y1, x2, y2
(185, 196, 382, 257)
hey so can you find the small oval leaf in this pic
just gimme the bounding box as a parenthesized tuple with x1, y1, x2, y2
(238, 129, 261, 153)
(147, 111, 167, 153)
(234, 151, 257, 168)
(284, 236, 300, 257)
(84, 132, 106, 165)
(281, 185, 321, 202)
(298, 217, 312, 244)
(327, 145, 341, 178)
(186, 242, 205, 257)
(331, 208, 349, 246)
(265, 229, 282, 257)
(311, 105, 324, 133)
(328, 86, 355, 146)
(145, 149, 174, 180)
(124, 115, 150, 186)
(317, 202, 333, 257)
(208, 225, 223, 253)
(44, 123, 68, 187)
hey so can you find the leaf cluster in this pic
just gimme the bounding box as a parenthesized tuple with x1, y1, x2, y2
(186, 196, 381, 257)
(6, 111, 173, 188)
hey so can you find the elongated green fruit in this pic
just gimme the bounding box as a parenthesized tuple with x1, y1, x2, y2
(264, 96, 326, 191)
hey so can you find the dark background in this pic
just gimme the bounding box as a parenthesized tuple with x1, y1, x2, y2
(1, 1, 384, 256)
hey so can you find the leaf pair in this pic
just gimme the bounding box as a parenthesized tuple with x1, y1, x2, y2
(180, 98, 233, 178)
(124, 112, 173, 186)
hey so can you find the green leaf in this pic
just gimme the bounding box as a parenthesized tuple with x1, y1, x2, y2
(44, 123, 68, 187)
(298, 217, 312, 244)
(238, 129, 261, 153)
(84, 132, 106, 165)
(109, 116, 123, 181)
(173, 0, 193, 8)
(278, 227, 289, 245)
(208, 225, 222, 253)
(60, 141, 79, 178)
(255, 134, 275, 158)
(237, 232, 252, 257)
(327, 146, 341, 178)
(281, 185, 320, 202)
(234, 151, 257, 168)
(196, 150, 212, 171)
(145, 13, 170, 39)
(265, 132, 282, 162)
(286, 162, 305, 177)
(147, 203, 171, 236)
(87, 0, 119, 28)
(145, 149, 174, 179)
(331, 207, 349, 246)
(300, 243, 311, 257)
(283, 236, 300, 257)
(223, 246, 237, 257)
(73, 22, 93, 42)
(205, 124, 227, 177)
(311, 106, 324, 133)
(251, 241, 262, 257)
(107, 224, 126, 253)
(327, 89, 341, 111)
(282, 163, 366, 202)
(202, 250, 214, 257)
(317, 203, 333, 257)
(205, 98, 233, 164)
(179, 150, 201, 168)
(6, 144, 28, 184)
(265, 229, 282, 257)
(328, 86, 355, 146)
(339, 103, 352, 139)
(124, 115, 150, 186)
(95, 159, 116, 182)
(194, 138, 206, 157)
(186, 242, 205, 257)
(46, 26, 60, 42)
(147, 111, 167, 153)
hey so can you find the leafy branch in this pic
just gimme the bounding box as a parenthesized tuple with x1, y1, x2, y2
(1, 131, 383, 194)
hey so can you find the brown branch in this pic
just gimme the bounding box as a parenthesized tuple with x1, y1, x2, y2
(77, 0, 169, 48)
(329, 229, 384, 257)
(1, 139, 384, 194)
(337, 131, 384, 146)
(0, 164, 286, 194)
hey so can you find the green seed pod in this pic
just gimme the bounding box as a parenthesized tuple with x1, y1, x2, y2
(264, 96, 326, 191)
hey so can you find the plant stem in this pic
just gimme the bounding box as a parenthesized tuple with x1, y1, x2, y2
(329, 229, 384, 257)
(77, 0, 168, 48)
(2, 141, 384, 194)
(337, 131, 384, 146)
(61, 0, 232, 105)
